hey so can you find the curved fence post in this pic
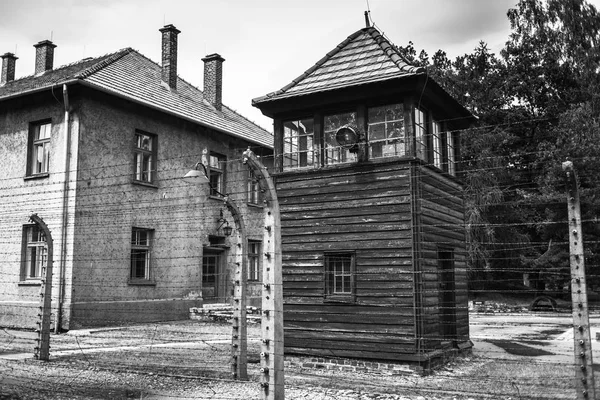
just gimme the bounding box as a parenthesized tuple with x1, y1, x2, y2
(224, 196, 248, 380)
(243, 149, 284, 400)
(29, 214, 53, 361)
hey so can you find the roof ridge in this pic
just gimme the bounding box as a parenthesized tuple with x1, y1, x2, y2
(262, 28, 367, 99)
(76, 48, 134, 79)
(123, 50, 270, 134)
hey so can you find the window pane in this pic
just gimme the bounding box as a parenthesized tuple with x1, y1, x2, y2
(324, 112, 357, 165)
(368, 104, 404, 159)
(326, 253, 353, 295)
(36, 123, 51, 140)
(131, 249, 147, 278)
(283, 118, 315, 170)
(136, 134, 152, 151)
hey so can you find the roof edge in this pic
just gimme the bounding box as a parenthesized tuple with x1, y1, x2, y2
(78, 80, 273, 149)
(253, 27, 368, 105)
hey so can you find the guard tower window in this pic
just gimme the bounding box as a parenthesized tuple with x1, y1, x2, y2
(414, 107, 429, 162)
(368, 103, 405, 159)
(283, 118, 315, 170)
(324, 112, 357, 165)
(432, 120, 443, 169)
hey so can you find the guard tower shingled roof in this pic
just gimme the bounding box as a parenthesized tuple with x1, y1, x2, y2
(253, 26, 425, 104)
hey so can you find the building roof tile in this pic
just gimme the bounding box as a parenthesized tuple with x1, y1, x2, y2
(253, 26, 424, 105)
(0, 48, 273, 148)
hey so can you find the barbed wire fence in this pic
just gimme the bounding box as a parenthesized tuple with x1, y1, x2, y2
(0, 142, 599, 399)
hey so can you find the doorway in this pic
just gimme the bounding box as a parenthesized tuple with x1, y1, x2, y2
(202, 251, 222, 301)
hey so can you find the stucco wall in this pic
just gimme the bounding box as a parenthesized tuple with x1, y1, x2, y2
(0, 87, 271, 329)
(69, 89, 268, 327)
(0, 91, 78, 329)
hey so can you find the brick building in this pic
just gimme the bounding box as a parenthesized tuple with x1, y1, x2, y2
(0, 25, 272, 330)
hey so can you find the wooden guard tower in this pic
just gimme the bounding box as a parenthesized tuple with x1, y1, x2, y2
(252, 19, 475, 366)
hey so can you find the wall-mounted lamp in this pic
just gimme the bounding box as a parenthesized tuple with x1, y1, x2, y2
(183, 161, 226, 197)
(217, 209, 233, 237)
(183, 162, 210, 184)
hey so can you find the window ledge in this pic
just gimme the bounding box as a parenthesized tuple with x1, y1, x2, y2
(18, 280, 42, 286)
(24, 173, 49, 181)
(247, 202, 264, 209)
(132, 180, 158, 189)
(209, 195, 225, 202)
(127, 280, 156, 286)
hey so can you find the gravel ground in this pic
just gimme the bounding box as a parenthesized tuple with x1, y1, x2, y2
(0, 318, 581, 399)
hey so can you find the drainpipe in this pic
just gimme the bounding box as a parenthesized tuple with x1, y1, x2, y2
(55, 83, 71, 333)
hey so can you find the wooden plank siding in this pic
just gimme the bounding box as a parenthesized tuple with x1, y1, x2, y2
(275, 162, 418, 360)
(414, 166, 470, 350)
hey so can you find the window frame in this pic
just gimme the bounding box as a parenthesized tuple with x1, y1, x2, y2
(367, 103, 405, 159)
(208, 152, 226, 197)
(27, 120, 52, 177)
(282, 117, 316, 171)
(21, 224, 47, 281)
(447, 131, 457, 176)
(248, 240, 261, 281)
(324, 111, 358, 166)
(133, 130, 158, 185)
(129, 227, 154, 284)
(414, 107, 428, 162)
(324, 251, 356, 302)
(432, 119, 443, 169)
(247, 170, 262, 206)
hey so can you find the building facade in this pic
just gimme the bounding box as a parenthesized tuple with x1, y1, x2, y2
(0, 25, 272, 330)
(253, 22, 474, 366)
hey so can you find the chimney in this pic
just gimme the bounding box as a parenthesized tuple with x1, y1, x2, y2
(1, 52, 18, 84)
(34, 40, 57, 74)
(202, 53, 225, 111)
(159, 24, 180, 89)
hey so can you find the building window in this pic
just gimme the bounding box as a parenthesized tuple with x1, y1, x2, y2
(447, 131, 456, 176)
(22, 225, 47, 280)
(368, 103, 405, 159)
(324, 112, 357, 165)
(247, 170, 262, 206)
(134, 131, 157, 184)
(28, 121, 51, 176)
(283, 118, 315, 170)
(432, 120, 443, 169)
(131, 228, 152, 280)
(248, 241, 261, 281)
(414, 107, 428, 161)
(209, 153, 226, 196)
(325, 252, 355, 298)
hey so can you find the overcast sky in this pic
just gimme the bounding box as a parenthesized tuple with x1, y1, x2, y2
(1, 0, 593, 130)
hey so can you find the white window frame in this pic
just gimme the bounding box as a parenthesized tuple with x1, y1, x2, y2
(22, 225, 47, 280)
(447, 131, 456, 176)
(283, 118, 315, 170)
(367, 103, 405, 159)
(432, 120, 443, 169)
(209, 153, 226, 196)
(134, 131, 157, 184)
(28, 121, 51, 176)
(414, 107, 428, 161)
(130, 228, 152, 281)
